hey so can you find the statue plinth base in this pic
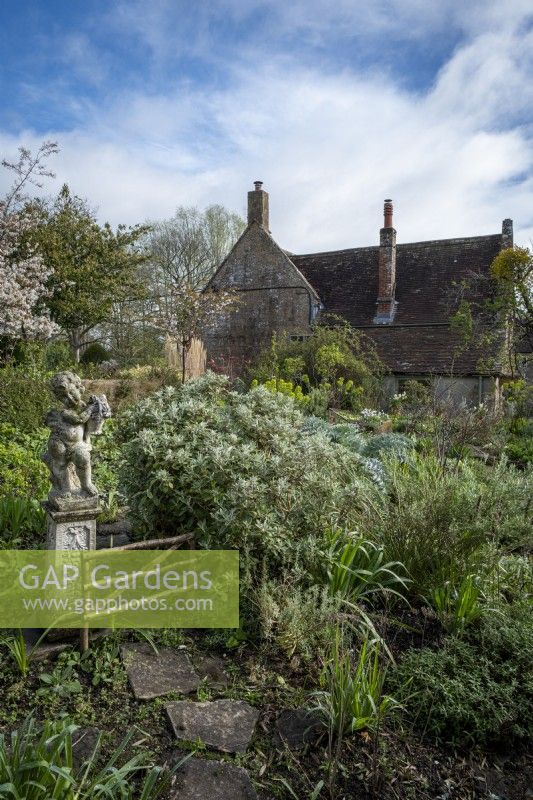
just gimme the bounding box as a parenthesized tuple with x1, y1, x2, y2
(45, 492, 99, 513)
(42, 499, 100, 551)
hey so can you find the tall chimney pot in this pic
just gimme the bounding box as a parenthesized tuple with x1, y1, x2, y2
(248, 181, 269, 230)
(384, 198, 393, 229)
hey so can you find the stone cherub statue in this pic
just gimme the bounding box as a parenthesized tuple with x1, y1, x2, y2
(43, 371, 111, 510)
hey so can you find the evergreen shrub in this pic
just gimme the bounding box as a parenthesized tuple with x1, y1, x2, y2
(118, 373, 380, 585)
(0, 425, 49, 500)
(0, 365, 52, 433)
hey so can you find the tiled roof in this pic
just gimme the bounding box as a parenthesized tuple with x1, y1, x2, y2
(290, 234, 506, 375)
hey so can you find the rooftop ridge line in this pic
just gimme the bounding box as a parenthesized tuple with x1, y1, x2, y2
(290, 233, 502, 260)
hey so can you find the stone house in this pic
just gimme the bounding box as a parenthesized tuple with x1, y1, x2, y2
(203, 182, 513, 404)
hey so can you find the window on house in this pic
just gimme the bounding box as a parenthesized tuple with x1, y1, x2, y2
(289, 334, 309, 342)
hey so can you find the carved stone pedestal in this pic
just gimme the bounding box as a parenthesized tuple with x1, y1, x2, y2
(44, 500, 99, 551)
(36, 372, 112, 653)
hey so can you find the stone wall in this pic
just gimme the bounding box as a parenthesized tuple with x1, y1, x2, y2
(203, 222, 320, 373)
(382, 374, 501, 408)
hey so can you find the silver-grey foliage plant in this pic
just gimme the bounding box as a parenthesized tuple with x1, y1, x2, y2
(119, 373, 382, 588)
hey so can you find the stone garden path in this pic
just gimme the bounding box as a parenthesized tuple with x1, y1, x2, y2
(78, 529, 312, 797)
(121, 642, 260, 799)
(114, 642, 321, 799)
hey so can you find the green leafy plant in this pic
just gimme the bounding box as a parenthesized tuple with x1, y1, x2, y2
(312, 632, 399, 738)
(0, 365, 52, 434)
(78, 636, 124, 687)
(0, 629, 50, 676)
(96, 487, 121, 524)
(488, 554, 533, 604)
(0, 496, 46, 547)
(503, 380, 533, 417)
(248, 319, 384, 413)
(43, 340, 74, 372)
(374, 454, 490, 597)
(0, 431, 49, 502)
(325, 421, 366, 454)
(324, 529, 409, 602)
(34, 184, 149, 363)
(0, 715, 189, 799)
(429, 574, 484, 633)
(91, 418, 122, 518)
(257, 580, 340, 662)
(254, 375, 367, 416)
(505, 422, 533, 467)
(389, 603, 533, 747)
(37, 663, 82, 700)
(468, 458, 533, 550)
(251, 377, 311, 409)
(311, 630, 400, 796)
(362, 432, 414, 461)
(356, 407, 391, 432)
(118, 373, 379, 593)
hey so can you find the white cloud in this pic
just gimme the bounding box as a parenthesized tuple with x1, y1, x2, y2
(429, 29, 533, 127)
(107, 0, 533, 51)
(1, 1, 532, 251)
(58, 33, 111, 86)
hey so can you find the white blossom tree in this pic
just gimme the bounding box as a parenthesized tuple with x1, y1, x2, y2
(0, 142, 59, 343)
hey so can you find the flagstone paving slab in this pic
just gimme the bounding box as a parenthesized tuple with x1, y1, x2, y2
(274, 708, 322, 750)
(121, 643, 200, 699)
(168, 756, 258, 800)
(72, 727, 101, 768)
(193, 653, 230, 689)
(166, 699, 259, 753)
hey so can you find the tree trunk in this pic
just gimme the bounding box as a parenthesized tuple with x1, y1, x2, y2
(69, 328, 83, 364)
(181, 338, 187, 383)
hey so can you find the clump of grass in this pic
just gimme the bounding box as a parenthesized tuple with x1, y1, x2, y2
(374, 455, 487, 597)
(0, 715, 189, 799)
(312, 631, 399, 738)
(1, 629, 50, 677)
(429, 574, 484, 633)
(311, 629, 400, 795)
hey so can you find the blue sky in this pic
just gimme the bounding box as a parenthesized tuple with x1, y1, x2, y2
(1, 0, 532, 250)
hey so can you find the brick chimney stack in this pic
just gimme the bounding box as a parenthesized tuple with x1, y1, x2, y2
(373, 199, 398, 324)
(248, 180, 269, 230)
(384, 198, 393, 229)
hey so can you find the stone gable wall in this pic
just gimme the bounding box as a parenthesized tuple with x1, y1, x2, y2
(203, 224, 320, 374)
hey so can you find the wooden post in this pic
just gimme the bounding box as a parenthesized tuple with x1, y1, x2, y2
(80, 626, 89, 654)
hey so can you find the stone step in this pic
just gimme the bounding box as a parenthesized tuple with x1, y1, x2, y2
(274, 708, 322, 750)
(121, 642, 200, 699)
(169, 756, 258, 800)
(166, 699, 259, 754)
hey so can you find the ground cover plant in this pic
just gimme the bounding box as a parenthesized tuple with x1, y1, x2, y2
(390, 602, 533, 748)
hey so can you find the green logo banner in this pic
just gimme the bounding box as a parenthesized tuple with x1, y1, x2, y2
(0, 550, 239, 628)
